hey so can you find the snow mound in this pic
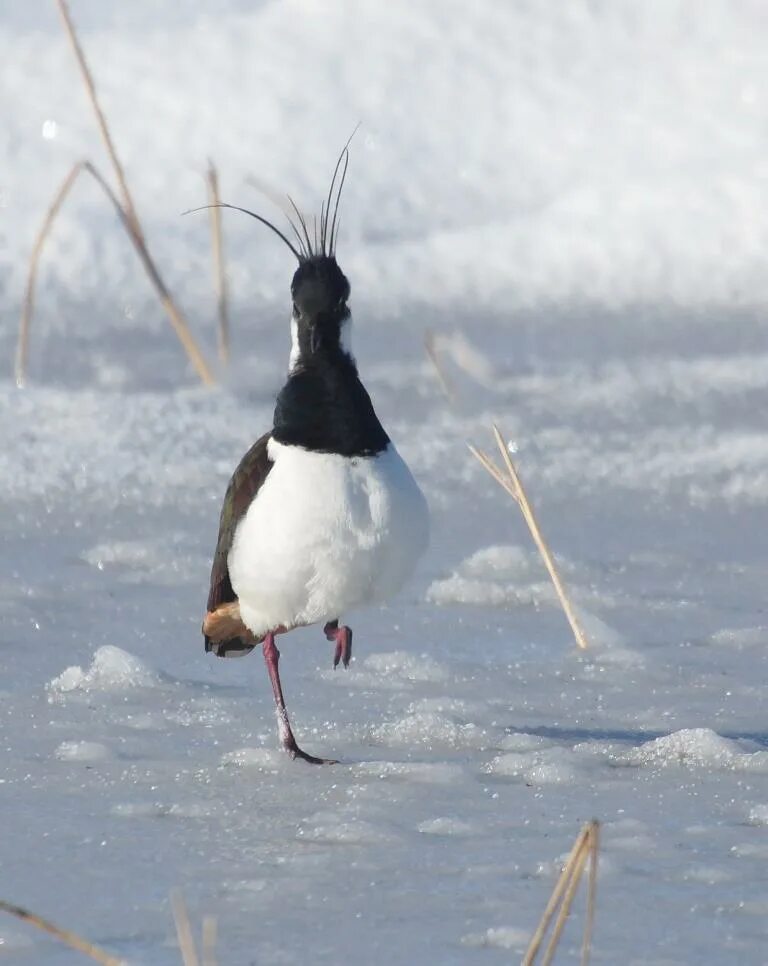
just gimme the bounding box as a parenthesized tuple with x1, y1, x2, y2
(427, 544, 558, 609)
(47, 645, 160, 695)
(406, 696, 486, 717)
(499, 732, 554, 753)
(731, 842, 768, 860)
(297, 811, 394, 845)
(622, 728, 768, 771)
(82, 537, 199, 586)
(461, 927, 530, 950)
(747, 804, 768, 827)
(370, 711, 485, 750)
(55, 740, 111, 762)
(487, 747, 580, 786)
(327, 650, 450, 690)
(417, 817, 477, 836)
(710, 626, 768, 648)
(573, 607, 632, 654)
(426, 544, 612, 617)
(111, 802, 214, 819)
(362, 651, 449, 684)
(681, 865, 732, 885)
(0, 927, 34, 953)
(220, 747, 284, 772)
(354, 761, 464, 785)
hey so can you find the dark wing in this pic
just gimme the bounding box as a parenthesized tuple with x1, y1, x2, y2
(204, 431, 273, 655)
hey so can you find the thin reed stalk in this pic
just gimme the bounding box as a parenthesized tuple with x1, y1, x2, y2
(522, 820, 600, 966)
(55, 0, 141, 237)
(424, 329, 458, 403)
(469, 425, 589, 651)
(15, 160, 86, 386)
(17, 159, 215, 386)
(170, 891, 200, 966)
(201, 915, 218, 966)
(206, 161, 230, 365)
(0, 899, 123, 966)
(50, 0, 215, 385)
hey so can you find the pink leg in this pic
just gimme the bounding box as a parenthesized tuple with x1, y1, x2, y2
(324, 619, 353, 669)
(262, 632, 336, 765)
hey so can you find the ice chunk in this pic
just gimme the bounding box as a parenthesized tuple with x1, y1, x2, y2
(711, 626, 768, 648)
(426, 544, 612, 617)
(363, 651, 449, 684)
(417, 817, 476, 835)
(488, 747, 579, 785)
(111, 802, 214, 819)
(461, 927, 530, 950)
(354, 761, 464, 784)
(370, 711, 485, 750)
(220, 747, 284, 772)
(55, 740, 111, 762)
(82, 538, 198, 586)
(747, 804, 768, 826)
(622, 728, 765, 771)
(47, 645, 160, 695)
(297, 811, 393, 845)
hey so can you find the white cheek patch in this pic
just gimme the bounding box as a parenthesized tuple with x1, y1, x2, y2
(289, 316, 300, 372)
(339, 314, 354, 360)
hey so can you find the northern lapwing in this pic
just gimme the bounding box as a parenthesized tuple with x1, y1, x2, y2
(202, 149, 429, 763)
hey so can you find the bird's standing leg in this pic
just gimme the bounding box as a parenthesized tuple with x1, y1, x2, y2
(324, 619, 353, 669)
(262, 631, 336, 765)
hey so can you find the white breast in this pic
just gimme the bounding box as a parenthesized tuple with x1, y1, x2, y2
(228, 439, 429, 638)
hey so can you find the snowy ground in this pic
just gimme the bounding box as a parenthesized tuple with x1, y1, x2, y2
(2, 2, 768, 964)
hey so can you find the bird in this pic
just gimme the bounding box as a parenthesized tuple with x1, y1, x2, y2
(200, 147, 429, 764)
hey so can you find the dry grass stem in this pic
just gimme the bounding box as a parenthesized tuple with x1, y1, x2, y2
(541, 844, 589, 966)
(56, 0, 141, 237)
(581, 822, 599, 966)
(206, 161, 230, 365)
(468, 425, 589, 651)
(491, 424, 588, 651)
(15, 160, 86, 386)
(80, 165, 213, 385)
(201, 915, 218, 966)
(424, 330, 458, 403)
(50, 0, 215, 385)
(17, 159, 215, 386)
(522, 825, 590, 965)
(522, 820, 600, 966)
(170, 891, 200, 966)
(0, 899, 123, 965)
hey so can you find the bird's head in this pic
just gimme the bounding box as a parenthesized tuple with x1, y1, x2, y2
(187, 134, 358, 369)
(290, 255, 351, 360)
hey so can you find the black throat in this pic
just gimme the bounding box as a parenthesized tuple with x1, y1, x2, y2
(272, 347, 390, 457)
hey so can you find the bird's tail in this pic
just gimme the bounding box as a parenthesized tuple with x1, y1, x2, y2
(203, 601, 259, 658)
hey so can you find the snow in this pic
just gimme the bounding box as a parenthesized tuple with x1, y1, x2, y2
(47, 644, 161, 694)
(3, 1, 768, 964)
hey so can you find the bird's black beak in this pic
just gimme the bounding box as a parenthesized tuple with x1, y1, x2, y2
(310, 325, 322, 354)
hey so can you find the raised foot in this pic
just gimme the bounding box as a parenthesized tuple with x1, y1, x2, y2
(324, 620, 353, 669)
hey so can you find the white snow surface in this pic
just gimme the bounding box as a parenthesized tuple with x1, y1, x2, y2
(3, 2, 768, 964)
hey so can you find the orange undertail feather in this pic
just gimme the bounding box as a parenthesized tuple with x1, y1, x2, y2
(203, 602, 295, 657)
(203, 600, 256, 642)
(203, 600, 259, 657)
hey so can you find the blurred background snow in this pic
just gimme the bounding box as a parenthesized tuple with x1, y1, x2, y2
(2, 0, 768, 386)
